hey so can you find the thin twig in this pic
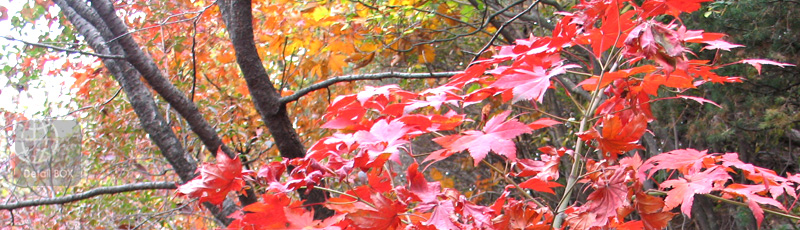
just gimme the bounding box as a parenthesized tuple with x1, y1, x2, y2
(279, 71, 462, 104)
(63, 87, 123, 117)
(481, 161, 547, 208)
(471, 0, 543, 64)
(0, 182, 177, 210)
(1, 36, 124, 59)
(190, 15, 200, 102)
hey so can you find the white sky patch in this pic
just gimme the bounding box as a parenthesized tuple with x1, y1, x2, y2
(1, 0, 80, 119)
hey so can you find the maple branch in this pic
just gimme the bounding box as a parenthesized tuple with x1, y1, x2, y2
(0, 182, 176, 210)
(279, 71, 461, 104)
(702, 193, 800, 221)
(646, 190, 800, 222)
(0, 36, 124, 59)
(553, 67, 610, 228)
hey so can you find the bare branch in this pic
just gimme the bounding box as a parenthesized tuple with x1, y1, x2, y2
(555, 75, 591, 100)
(1, 36, 124, 59)
(87, 0, 237, 160)
(540, 0, 565, 11)
(472, 0, 543, 63)
(280, 71, 462, 104)
(0, 182, 176, 210)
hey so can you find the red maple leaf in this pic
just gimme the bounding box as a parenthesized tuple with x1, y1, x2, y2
(347, 192, 405, 230)
(405, 86, 462, 112)
(419, 200, 459, 230)
(624, 21, 688, 72)
(230, 193, 340, 229)
(490, 60, 580, 103)
(640, 0, 713, 17)
(518, 178, 563, 194)
(660, 166, 731, 217)
(738, 59, 795, 75)
(456, 195, 494, 229)
(256, 161, 287, 192)
(578, 114, 647, 159)
(527, 117, 562, 130)
(177, 151, 245, 205)
(584, 169, 630, 226)
(407, 163, 442, 203)
(353, 119, 410, 169)
(634, 192, 676, 230)
(578, 65, 657, 91)
(423, 134, 461, 166)
(512, 147, 562, 180)
(450, 111, 532, 166)
(494, 199, 552, 230)
(722, 183, 787, 227)
(639, 148, 714, 181)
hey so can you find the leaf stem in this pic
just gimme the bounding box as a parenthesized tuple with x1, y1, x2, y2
(645, 190, 800, 221)
(702, 193, 800, 221)
(312, 186, 378, 210)
(481, 161, 546, 208)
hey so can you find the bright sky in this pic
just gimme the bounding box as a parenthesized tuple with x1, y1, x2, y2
(1, 0, 78, 119)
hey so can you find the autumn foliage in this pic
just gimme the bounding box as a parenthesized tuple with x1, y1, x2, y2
(171, 0, 799, 229)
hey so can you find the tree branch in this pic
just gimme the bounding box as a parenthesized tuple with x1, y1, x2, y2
(54, 0, 242, 225)
(217, 0, 333, 219)
(1, 36, 125, 59)
(280, 71, 461, 104)
(472, 0, 542, 63)
(87, 0, 237, 160)
(0, 182, 176, 210)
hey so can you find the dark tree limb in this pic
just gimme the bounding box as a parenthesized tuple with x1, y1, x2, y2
(87, 0, 236, 160)
(54, 0, 241, 225)
(53, 0, 196, 181)
(555, 75, 591, 100)
(280, 71, 462, 104)
(217, 0, 333, 219)
(0, 182, 176, 210)
(84, 0, 258, 212)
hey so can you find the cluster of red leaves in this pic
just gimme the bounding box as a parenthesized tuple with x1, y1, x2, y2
(177, 151, 247, 205)
(175, 0, 797, 228)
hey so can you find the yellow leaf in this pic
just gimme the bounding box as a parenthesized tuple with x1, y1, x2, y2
(328, 54, 348, 73)
(357, 42, 380, 52)
(311, 6, 329, 22)
(217, 51, 236, 63)
(418, 44, 435, 64)
(429, 167, 455, 189)
(345, 52, 375, 70)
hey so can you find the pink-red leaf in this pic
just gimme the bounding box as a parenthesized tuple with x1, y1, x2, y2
(660, 166, 731, 217)
(177, 151, 245, 205)
(739, 59, 795, 74)
(450, 111, 532, 165)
